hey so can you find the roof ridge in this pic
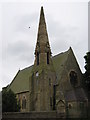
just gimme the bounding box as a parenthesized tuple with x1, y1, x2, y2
(7, 70, 20, 90)
(20, 65, 33, 71)
(52, 48, 70, 58)
(62, 47, 72, 68)
(57, 48, 71, 82)
(67, 46, 82, 73)
(62, 47, 74, 65)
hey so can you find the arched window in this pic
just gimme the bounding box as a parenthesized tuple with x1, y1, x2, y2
(49, 78, 51, 86)
(47, 52, 49, 64)
(22, 96, 26, 109)
(69, 71, 78, 87)
(37, 52, 39, 65)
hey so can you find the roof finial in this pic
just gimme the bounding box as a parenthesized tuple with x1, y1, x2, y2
(69, 46, 72, 49)
(41, 6, 44, 12)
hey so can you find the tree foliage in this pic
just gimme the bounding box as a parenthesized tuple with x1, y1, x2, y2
(84, 51, 90, 91)
(2, 89, 20, 112)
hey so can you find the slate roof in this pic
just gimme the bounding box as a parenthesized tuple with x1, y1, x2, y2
(52, 49, 70, 82)
(8, 48, 71, 94)
(8, 66, 33, 94)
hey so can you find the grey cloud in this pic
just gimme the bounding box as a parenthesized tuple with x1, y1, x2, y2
(18, 53, 34, 63)
(7, 40, 34, 62)
(47, 16, 78, 38)
(46, 16, 79, 55)
(13, 12, 38, 33)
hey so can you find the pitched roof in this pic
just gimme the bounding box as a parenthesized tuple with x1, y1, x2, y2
(52, 49, 70, 82)
(8, 48, 71, 94)
(8, 66, 33, 94)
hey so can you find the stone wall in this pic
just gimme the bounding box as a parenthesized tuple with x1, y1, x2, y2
(2, 111, 65, 120)
(2, 111, 89, 120)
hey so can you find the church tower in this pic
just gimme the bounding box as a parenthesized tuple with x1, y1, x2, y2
(30, 7, 56, 111)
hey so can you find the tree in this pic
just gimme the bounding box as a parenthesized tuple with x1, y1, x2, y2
(84, 51, 90, 91)
(2, 89, 20, 112)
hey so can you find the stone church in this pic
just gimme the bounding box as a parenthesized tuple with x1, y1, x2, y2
(6, 7, 87, 117)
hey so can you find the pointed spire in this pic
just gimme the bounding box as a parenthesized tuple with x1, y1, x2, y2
(39, 6, 45, 24)
(38, 6, 48, 38)
(35, 6, 51, 55)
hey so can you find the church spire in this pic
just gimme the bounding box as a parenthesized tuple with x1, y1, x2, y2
(35, 6, 51, 56)
(39, 6, 45, 25)
(38, 6, 48, 39)
(30, 7, 56, 111)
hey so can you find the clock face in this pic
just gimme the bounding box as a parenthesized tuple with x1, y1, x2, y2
(69, 71, 78, 87)
(36, 72, 39, 77)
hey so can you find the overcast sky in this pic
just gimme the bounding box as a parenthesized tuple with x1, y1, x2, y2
(0, 0, 88, 90)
